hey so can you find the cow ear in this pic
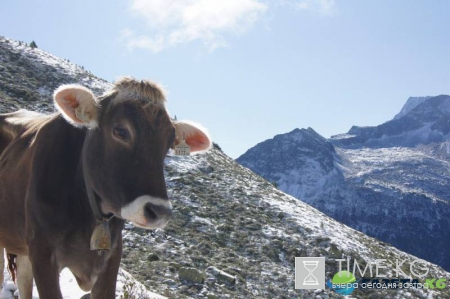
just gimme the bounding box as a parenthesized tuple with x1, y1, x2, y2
(53, 84, 99, 127)
(174, 121, 212, 154)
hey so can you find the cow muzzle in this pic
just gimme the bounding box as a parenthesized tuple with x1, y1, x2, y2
(120, 195, 172, 229)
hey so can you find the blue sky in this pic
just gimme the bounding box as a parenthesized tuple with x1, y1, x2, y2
(1, 0, 449, 158)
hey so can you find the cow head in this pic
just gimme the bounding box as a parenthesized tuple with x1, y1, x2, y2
(53, 78, 211, 229)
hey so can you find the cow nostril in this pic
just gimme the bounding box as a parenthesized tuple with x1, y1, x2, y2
(144, 203, 158, 220)
(144, 202, 172, 221)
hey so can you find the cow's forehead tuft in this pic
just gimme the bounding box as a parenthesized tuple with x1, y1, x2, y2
(107, 77, 166, 106)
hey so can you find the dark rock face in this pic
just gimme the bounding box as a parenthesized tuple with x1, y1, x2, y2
(237, 128, 344, 201)
(238, 128, 336, 175)
(238, 95, 450, 271)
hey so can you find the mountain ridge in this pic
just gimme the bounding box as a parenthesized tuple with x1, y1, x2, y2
(238, 94, 450, 272)
(330, 94, 450, 149)
(0, 36, 111, 114)
(394, 96, 432, 120)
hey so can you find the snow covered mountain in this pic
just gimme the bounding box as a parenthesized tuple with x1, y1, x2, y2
(0, 36, 111, 114)
(332, 95, 450, 149)
(237, 95, 450, 272)
(394, 96, 432, 120)
(3, 35, 450, 298)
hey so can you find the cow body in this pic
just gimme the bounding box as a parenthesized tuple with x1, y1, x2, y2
(1, 111, 125, 297)
(0, 78, 211, 298)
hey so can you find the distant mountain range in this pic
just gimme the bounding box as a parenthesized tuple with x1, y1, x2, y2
(238, 95, 450, 271)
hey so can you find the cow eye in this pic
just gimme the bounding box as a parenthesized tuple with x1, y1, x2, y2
(113, 126, 129, 140)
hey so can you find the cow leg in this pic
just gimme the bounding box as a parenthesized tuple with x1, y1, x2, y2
(17, 255, 33, 299)
(90, 245, 122, 299)
(29, 244, 62, 299)
(0, 247, 4, 289)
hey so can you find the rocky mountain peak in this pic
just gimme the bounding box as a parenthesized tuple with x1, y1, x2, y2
(406, 94, 450, 121)
(331, 95, 450, 148)
(394, 96, 432, 120)
(238, 127, 336, 176)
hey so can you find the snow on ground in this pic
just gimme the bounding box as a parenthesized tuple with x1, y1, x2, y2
(165, 153, 208, 173)
(338, 146, 450, 202)
(1, 267, 166, 299)
(2, 37, 112, 97)
(339, 147, 426, 176)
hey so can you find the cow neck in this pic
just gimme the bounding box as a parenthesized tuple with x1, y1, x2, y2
(82, 131, 114, 253)
(83, 167, 114, 223)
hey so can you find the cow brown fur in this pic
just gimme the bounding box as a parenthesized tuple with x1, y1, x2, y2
(0, 78, 211, 298)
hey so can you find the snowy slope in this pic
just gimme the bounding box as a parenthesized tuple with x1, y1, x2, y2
(1, 267, 166, 299)
(127, 149, 450, 298)
(0, 36, 111, 114)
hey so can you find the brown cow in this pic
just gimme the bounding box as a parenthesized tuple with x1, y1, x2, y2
(0, 78, 211, 298)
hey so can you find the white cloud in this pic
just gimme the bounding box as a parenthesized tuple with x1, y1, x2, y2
(280, 0, 336, 15)
(120, 0, 337, 53)
(121, 0, 268, 52)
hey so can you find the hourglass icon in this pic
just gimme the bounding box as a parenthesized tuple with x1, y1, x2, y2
(303, 261, 319, 285)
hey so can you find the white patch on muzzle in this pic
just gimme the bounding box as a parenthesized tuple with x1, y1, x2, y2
(120, 195, 172, 229)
